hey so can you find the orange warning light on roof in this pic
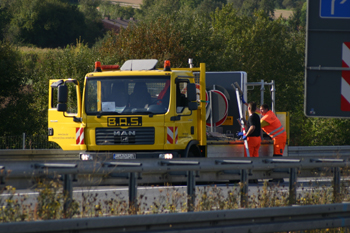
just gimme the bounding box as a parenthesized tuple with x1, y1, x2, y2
(164, 60, 171, 71)
(94, 61, 102, 72)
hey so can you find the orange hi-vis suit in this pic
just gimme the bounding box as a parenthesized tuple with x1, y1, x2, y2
(261, 110, 286, 156)
(244, 112, 261, 158)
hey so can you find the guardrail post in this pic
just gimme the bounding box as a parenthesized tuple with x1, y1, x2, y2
(240, 169, 248, 208)
(187, 171, 196, 212)
(129, 172, 138, 212)
(63, 174, 72, 217)
(33, 163, 77, 217)
(102, 162, 142, 213)
(0, 166, 5, 184)
(159, 160, 199, 212)
(289, 168, 297, 205)
(22, 133, 25, 149)
(333, 167, 341, 203)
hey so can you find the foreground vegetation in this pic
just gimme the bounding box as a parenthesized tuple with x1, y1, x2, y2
(0, 178, 349, 233)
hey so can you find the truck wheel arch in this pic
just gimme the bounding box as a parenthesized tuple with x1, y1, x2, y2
(185, 140, 201, 157)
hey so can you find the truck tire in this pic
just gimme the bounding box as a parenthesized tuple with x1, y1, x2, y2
(188, 146, 201, 157)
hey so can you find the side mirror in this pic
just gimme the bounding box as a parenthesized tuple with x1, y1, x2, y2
(57, 103, 67, 112)
(187, 83, 197, 102)
(58, 85, 68, 103)
(188, 102, 198, 111)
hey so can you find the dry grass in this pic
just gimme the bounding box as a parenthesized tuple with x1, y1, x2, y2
(274, 9, 293, 19)
(19, 47, 58, 54)
(106, 0, 143, 5)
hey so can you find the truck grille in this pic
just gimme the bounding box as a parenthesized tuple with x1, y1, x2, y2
(95, 127, 155, 145)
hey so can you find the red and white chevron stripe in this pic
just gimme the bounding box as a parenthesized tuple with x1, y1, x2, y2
(341, 42, 350, 111)
(167, 127, 178, 144)
(76, 127, 84, 145)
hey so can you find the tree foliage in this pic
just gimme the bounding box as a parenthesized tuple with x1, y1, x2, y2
(0, 41, 38, 135)
(100, 18, 191, 67)
(98, 1, 138, 20)
(27, 41, 98, 135)
(1, 0, 103, 48)
(0, 1, 11, 41)
(78, 0, 104, 44)
(100, 3, 305, 112)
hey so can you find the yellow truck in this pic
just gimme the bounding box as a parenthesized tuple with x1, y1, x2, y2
(48, 59, 289, 160)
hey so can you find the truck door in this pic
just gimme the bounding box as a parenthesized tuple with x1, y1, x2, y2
(48, 79, 85, 150)
(168, 79, 198, 156)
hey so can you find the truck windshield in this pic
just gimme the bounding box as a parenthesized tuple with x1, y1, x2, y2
(85, 76, 170, 115)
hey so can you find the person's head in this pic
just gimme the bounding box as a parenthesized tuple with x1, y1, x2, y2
(134, 82, 148, 93)
(248, 102, 256, 113)
(260, 104, 269, 115)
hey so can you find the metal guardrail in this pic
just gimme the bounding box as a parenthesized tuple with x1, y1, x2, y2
(0, 152, 350, 232)
(0, 146, 349, 232)
(1, 145, 350, 161)
(288, 145, 350, 156)
(1, 202, 350, 233)
(0, 149, 79, 161)
(0, 156, 349, 210)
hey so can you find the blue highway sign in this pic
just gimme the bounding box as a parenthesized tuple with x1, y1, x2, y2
(320, 0, 350, 18)
(305, 0, 350, 118)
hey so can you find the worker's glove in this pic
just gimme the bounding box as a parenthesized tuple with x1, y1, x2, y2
(236, 132, 244, 137)
(241, 96, 246, 104)
(242, 135, 247, 140)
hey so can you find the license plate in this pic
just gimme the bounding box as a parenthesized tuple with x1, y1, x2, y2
(113, 153, 136, 159)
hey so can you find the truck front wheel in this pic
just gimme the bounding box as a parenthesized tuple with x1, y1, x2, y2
(188, 146, 201, 157)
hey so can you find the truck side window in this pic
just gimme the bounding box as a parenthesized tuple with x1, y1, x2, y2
(176, 82, 188, 113)
(51, 82, 78, 114)
(51, 87, 58, 109)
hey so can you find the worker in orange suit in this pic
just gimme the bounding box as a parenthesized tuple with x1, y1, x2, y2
(259, 104, 287, 157)
(237, 102, 261, 158)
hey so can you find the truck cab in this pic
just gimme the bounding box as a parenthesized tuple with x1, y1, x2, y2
(48, 60, 207, 160)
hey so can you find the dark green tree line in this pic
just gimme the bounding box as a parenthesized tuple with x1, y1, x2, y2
(0, 0, 104, 48)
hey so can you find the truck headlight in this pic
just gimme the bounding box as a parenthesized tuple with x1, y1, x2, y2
(159, 153, 173, 159)
(80, 153, 93, 160)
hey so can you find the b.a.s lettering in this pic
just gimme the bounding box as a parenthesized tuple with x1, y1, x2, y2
(107, 117, 142, 126)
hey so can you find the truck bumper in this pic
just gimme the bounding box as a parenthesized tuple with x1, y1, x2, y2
(79, 151, 181, 160)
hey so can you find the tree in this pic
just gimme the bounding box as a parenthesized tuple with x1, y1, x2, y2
(299, 2, 306, 27)
(99, 18, 191, 67)
(228, 0, 273, 16)
(282, 0, 295, 9)
(135, 0, 182, 22)
(259, 0, 275, 16)
(98, 1, 137, 20)
(274, 0, 284, 8)
(0, 1, 11, 41)
(227, 0, 244, 10)
(195, 0, 227, 17)
(0, 41, 38, 135)
(3, 0, 103, 48)
(28, 41, 97, 135)
(78, 0, 104, 44)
